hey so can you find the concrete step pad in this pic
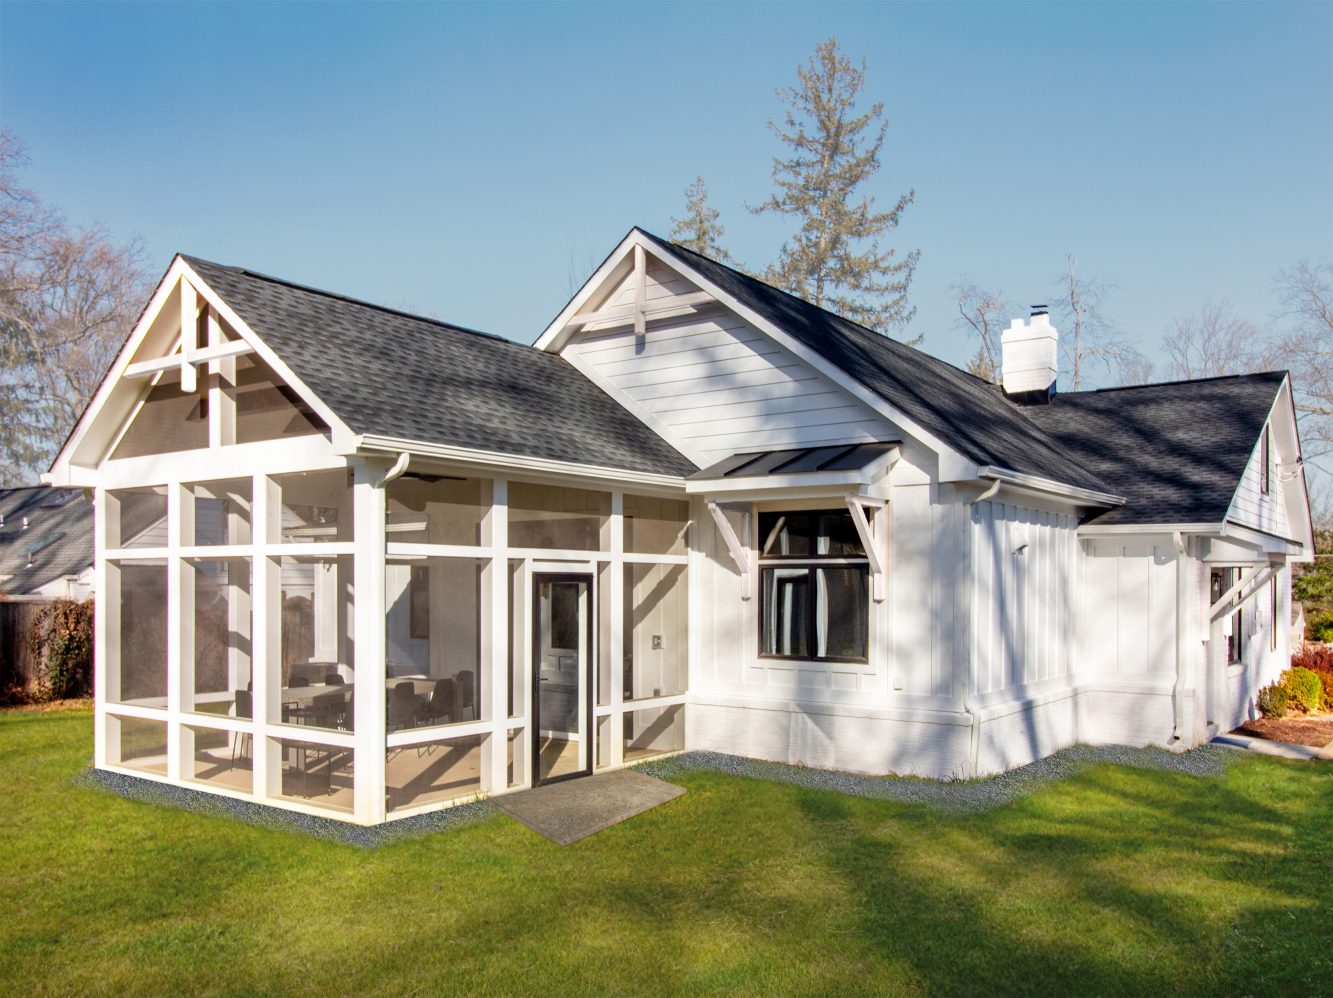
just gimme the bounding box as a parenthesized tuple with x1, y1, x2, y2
(492, 769, 685, 845)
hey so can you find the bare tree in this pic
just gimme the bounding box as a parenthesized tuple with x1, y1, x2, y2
(1274, 261, 1333, 465)
(1161, 300, 1264, 380)
(0, 131, 149, 485)
(951, 280, 1009, 383)
(1053, 255, 1144, 389)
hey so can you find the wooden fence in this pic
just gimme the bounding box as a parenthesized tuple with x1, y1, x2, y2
(1, 596, 51, 698)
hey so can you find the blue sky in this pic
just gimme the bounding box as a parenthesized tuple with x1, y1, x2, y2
(3, 1, 1330, 383)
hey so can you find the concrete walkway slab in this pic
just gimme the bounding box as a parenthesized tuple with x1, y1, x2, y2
(492, 769, 685, 845)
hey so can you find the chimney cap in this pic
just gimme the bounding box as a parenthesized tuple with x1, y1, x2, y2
(1029, 304, 1049, 316)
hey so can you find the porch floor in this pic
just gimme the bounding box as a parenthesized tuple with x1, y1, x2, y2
(491, 768, 685, 845)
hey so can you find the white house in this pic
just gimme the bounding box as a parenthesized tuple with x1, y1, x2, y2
(44, 228, 1314, 825)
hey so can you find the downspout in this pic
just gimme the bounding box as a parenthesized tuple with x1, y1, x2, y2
(376, 452, 411, 488)
(962, 477, 1002, 778)
(1170, 530, 1188, 748)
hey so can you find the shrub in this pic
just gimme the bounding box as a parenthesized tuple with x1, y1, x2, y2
(1279, 666, 1322, 713)
(1257, 683, 1289, 718)
(1305, 611, 1333, 643)
(1291, 645, 1333, 708)
(26, 599, 94, 701)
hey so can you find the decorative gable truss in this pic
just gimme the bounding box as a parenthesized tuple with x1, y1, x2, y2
(538, 230, 985, 482)
(46, 258, 350, 488)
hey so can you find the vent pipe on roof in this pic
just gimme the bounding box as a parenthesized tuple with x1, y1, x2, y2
(1001, 308, 1058, 404)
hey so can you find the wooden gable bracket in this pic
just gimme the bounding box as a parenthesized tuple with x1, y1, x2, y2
(1208, 561, 1280, 623)
(563, 246, 716, 335)
(846, 496, 886, 603)
(121, 277, 254, 387)
(707, 500, 753, 600)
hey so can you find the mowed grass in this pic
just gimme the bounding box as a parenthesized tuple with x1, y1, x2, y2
(1, 710, 1329, 996)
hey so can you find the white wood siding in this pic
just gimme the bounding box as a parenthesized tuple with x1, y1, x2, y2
(566, 260, 888, 464)
(1228, 426, 1291, 538)
(971, 501, 1079, 696)
(1076, 541, 1178, 680)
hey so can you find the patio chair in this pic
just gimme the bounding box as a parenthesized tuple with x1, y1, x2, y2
(324, 673, 344, 686)
(387, 682, 420, 732)
(420, 678, 455, 725)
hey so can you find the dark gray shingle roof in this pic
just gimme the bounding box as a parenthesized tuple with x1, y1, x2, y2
(1021, 372, 1287, 525)
(0, 487, 94, 595)
(640, 231, 1112, 495)
(182, 256, 697, 478)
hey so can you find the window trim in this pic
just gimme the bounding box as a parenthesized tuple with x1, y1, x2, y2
(762, 508, 874, 666)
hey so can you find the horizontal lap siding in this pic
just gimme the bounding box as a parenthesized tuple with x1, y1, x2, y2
(569, 262, 886, 464)
(1228, 430, 1291, 538)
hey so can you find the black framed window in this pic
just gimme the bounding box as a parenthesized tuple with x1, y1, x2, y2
(759, 510, 869, 663)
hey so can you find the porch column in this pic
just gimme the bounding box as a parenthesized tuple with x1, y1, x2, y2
(95, 487, 116, 768)
(483, 478, 509, 794)
(352, 459, 388, 824)
(166, 481, 188, 780)
(250, 474, 281, 800)
(609, 491, 625, 768)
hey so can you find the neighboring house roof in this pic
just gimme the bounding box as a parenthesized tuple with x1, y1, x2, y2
(639, 231, 1112, 495)
(181, 256, 697, 478)
(1021, 372, 1288, 526)
(0, 487, 94, 595)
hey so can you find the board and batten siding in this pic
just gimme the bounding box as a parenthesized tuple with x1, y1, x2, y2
(1227, 426, 1291, 539)
(1076, 541, 1178, 680)
(970, 501, 1079, 696)
(565, 260, 888, 464)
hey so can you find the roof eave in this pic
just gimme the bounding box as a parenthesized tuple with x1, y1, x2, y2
(977, 466, 1124, 507)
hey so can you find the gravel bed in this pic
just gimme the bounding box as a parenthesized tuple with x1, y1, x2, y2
(74, 769, 498, 847)
(632, 743, 1235, 813)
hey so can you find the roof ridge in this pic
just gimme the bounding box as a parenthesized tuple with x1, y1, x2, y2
(1054, 370, 1289, 397)
(179, 254, 522, 349)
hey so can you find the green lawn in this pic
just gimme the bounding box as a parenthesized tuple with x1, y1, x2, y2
(1, 709, 1329, 996)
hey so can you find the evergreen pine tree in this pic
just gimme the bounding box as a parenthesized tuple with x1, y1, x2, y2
(670, 175, 731, 262)
(754, 38, 919, 334)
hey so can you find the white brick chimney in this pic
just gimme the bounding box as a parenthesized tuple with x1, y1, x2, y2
(1001, 308, 1058, 401)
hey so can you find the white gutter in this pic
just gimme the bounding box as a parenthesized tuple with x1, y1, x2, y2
(349, 434, 689, 491)
(376, 452, 411, 488)
(976, 465, 1124, 507)
(962, 476, 1003, 778)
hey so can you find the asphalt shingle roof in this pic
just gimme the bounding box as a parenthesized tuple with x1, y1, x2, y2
(182, 256, 697, 478)
(1021, 372, 1288, 526)
(0, 487, 94, 595)
(641, 231, 1112, 495)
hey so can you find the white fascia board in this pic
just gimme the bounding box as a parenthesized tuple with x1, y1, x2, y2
(537, 230, 980, 480)
(350, 434, 688, 493)
(46, 256, 355, 487)
(178, 260, 350, 444)
(977, 465, 1124, 507)
(685, 470, 865, 494)
(1221, 519, 1304, 554)
(534, 231, 640, 351)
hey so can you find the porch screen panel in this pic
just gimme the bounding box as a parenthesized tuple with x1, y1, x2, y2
(276, 554, 355, 732)
(384, 556, 487, 732)
(185, 723, 253, 795)
(270, 737, 354, 814)
(385, 475, 486, 545)
(191, 479, 252, 546)
(508, 483, 609, 551)
(112, 559, 169, 707)
(623, 704, 684, 762)
(386, 733, 484, 813)
(623, 494, 689, 556)
(111, 487, 168, 549)
(189, 558, 252, 718)
(230, 355, 328, 444)
(275, 470, 353, 544)
(112, 715, 169, 775)
(111, 369, 208, 460)
(624, 563, 688, 700)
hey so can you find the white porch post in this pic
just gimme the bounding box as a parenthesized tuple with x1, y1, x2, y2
(483, 478, 509, 793)
(609, 490, 625, 768)
(166, 481, 187, 780)
(95, 488, 116, 768)
(250, 474, 281, 800)
(352, 459, 387, 824)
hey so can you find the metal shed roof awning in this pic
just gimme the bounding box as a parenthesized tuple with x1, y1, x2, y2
(685, 442, 900, 495)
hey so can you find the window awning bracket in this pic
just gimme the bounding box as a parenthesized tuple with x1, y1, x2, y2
(846, 496, 886, 602)
(707, 500, 752, 600)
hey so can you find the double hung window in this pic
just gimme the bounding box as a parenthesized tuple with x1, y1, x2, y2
(758, 509, 870, 663)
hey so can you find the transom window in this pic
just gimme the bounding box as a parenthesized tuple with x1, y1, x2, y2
(758, 509, 869, 663)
